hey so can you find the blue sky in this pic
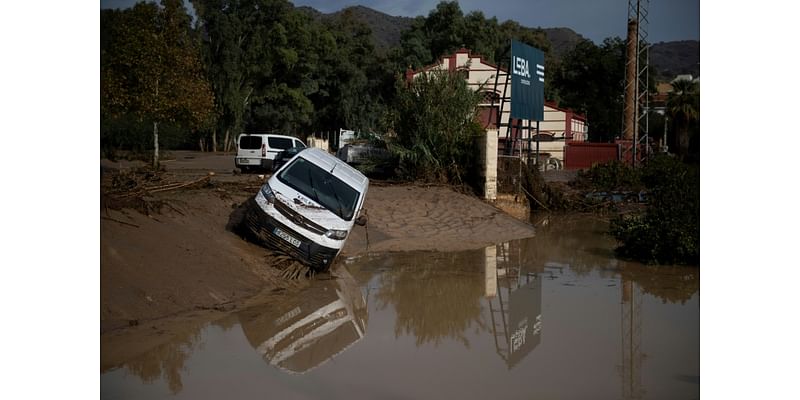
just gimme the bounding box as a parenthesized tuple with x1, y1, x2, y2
(101, 0, 699, 44)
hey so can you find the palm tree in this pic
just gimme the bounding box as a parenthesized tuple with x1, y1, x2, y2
(667, 79, 699, 158)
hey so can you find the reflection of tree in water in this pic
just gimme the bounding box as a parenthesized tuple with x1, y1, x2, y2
(374, 251, 488, 348)
(619, 263, 699, 304)
(122, 325, 205, 395)
(526, 215, 620, 279)
(529, 215, 699, 303)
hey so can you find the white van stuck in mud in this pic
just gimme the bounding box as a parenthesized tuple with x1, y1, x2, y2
(242, 148, 369, 271)
(235, 133, 306, 171)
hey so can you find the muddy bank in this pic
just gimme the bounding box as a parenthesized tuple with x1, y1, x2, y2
(101, 187, 285, 333)
(342, 184, 536, 255)
(101, 172, 536, 335)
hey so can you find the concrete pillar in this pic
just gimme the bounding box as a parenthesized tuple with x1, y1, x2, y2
(482, 129, 498, 200)
(484, 244, 497, 298)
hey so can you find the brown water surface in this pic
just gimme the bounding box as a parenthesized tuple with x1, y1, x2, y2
(101, 214, 699, 399)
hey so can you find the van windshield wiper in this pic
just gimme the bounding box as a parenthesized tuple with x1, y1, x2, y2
(306, 168, 321, 204)
(328, 180, 346, 220)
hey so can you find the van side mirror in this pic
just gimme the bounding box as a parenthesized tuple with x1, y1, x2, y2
(355, 214, 368, 226)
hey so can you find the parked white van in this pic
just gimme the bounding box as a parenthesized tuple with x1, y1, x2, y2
(236, 133, 306, 171)
(243, 147, 369, 271)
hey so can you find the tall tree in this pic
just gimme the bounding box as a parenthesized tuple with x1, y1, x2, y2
(101, 0, 215, 167)
(396, 2, 552, 67)
(244, 2, 315, 134)
(554, 38, 626, 142)
(309, 9, 388, 132)
(394, 1, 467, 70)
(195, 0, 324, 141)
(462, 12, 501, 60)
(667, 78, 699, 159)
(394, 0, 556, 107)
(394, 16, 432, 70)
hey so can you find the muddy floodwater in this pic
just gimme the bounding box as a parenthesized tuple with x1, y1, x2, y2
(101, 215, 699, 400)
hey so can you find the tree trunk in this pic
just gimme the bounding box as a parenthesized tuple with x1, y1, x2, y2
(211, 129, 217, 153)
(153, 76, 160, 168)
(153, 121, 159, 169)
(678, 127, 690, 159)
(223, 128, 231, 153)
(199, 138, 206, 152)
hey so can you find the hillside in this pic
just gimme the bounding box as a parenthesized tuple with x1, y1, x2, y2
(297, 5, 414, 49)
(542, 27, 699, 79)
(542, 27, 587, 58)
(650, 40, 700, 80)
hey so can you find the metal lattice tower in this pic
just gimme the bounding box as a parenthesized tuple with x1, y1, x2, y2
(622, 0, 650, 165)
(619, 279, 645, 399)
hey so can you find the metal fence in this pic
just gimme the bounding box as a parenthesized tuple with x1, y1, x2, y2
(563, 142, 619, 170)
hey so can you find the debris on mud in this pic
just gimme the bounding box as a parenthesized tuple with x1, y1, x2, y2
(499, 158, 577, 212)
(497, 157, 646, 214)
(101, 166, 214, 215)
(272, 254, 315, 280)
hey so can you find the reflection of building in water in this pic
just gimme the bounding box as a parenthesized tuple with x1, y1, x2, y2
(485, 242, 542, 369)
(237, 267, 367, 374)
(619, 279, 645, 399)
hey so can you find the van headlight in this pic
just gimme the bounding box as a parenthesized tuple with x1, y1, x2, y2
(260, 183, 276, 203)
(324, 229, 348, 240)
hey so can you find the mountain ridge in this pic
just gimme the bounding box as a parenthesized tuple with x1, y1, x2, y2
(296, 5, 699, 80)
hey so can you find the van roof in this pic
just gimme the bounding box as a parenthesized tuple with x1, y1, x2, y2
(299, 148, 368, 191)
(239, 133, 297, 140)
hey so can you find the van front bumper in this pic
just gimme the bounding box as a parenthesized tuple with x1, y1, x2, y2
(242, 198, 339, 270)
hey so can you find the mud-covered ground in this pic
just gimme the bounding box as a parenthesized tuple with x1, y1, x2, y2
(101, 151, 537, 366)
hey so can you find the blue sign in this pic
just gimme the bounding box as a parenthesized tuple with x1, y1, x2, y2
(510, 40, 545, 121)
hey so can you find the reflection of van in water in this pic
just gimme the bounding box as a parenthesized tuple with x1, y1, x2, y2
(235, 133, 306, 171)
(238, 266, 367, 374)
(242, 147, 368, 271)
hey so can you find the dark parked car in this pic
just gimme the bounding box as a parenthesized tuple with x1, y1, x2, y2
(272, 146, 306, 172)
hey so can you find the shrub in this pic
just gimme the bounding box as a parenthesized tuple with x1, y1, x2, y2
(610, 154, 699, 265)
(573, 160, 642, 192)
(387, 69, 484, 190)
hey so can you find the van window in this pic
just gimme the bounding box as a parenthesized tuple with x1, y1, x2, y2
(239, 136, 262, 150)
(294, 140, 306, 148)
(277, 157, 359, 221)
(268, 137, 294, 150)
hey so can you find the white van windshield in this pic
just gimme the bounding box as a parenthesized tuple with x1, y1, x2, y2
(277, 157, 359, 221)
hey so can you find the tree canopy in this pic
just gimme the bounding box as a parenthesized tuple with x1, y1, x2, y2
(101, 0, 215, 164)
(667, 78, 700, 159)
(553, 38, 626, 142)
(393, 1, 551, 70)
(191, 0, 392, 145)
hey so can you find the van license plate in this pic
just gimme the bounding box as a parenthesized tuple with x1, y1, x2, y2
(274, 228, 301, 247)
(239, 158, 248, 164)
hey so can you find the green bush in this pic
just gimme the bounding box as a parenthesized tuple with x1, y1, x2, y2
(610, 154, 699, 265)
(573, 160, 642, 192)
(101, 114, 201, 160)
(387, 69, 484, 190)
